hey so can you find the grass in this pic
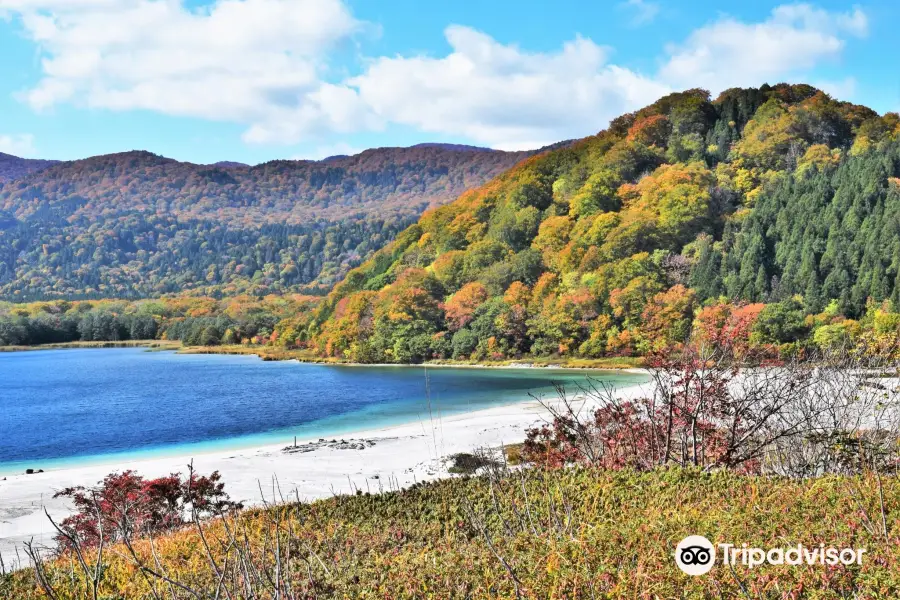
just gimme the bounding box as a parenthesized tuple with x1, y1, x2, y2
(503, 443, 525, 466)
(423, 355, 645, 369)
(4, 467, 899, 599)
(177, 343, 328, 362)
(0, 340, 182, 352)
(179, 344, 645, 369)
(446, 451, 500, 474)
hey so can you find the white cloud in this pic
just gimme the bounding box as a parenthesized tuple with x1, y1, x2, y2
(660, 4, 868, 93)
(0, 133, 37, 157)
(348, 26, 669, 150)
(242, 82, 379, 145)
(620, 0, 660, 26)
(1, 2, 872, 150)
(339, 4, 868, 149)
(2, 0, 365, 135)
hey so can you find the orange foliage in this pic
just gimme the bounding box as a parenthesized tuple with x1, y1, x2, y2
(531, 273, 559, 306)
(626, 114, 672, 147)
(693, 301, 765, 355)
(638, 284, 697, 352)
(444, 282, 489, 331)
(503, 281, 530, 307)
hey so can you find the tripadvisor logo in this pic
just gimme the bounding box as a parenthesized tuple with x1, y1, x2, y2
(675, 535, 716, 576)
(674, 536, 866, 576)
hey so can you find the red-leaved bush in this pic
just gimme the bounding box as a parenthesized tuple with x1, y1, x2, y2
(53, 469, 240, 550)
(522, 346, 809, 474)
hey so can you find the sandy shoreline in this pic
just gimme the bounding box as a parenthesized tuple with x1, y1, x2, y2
(0, 376, 651, 570)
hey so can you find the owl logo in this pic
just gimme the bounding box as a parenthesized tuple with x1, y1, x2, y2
(675, 535, 715, 575)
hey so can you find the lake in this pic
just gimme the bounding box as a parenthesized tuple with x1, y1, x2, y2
(0, 348, 647, 474)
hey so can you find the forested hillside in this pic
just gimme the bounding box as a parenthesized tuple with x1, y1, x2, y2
(0, 152, 58, 183)
(0, 145, 531, 299)
(302, 84, 900, 363)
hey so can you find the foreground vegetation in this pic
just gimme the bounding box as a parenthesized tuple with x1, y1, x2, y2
(4, 468, 899, 599)
(5, 345, 900, 598)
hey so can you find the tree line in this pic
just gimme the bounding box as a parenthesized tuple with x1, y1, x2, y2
(0, 296, 315, 347)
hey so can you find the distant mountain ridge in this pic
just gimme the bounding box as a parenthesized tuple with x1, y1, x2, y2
(410, 143, 494, 152)
(3, 145, 534, 225)
(208, 161, 249, 169)
(0, 152, 59, 183)
(0, 144, 537, 299)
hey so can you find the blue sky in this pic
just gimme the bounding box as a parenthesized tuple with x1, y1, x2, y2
(0, 0, 897, 164)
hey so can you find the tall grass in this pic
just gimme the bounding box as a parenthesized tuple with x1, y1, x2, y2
(3, 467, 898, 599)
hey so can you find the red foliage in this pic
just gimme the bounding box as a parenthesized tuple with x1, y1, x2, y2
(693, 301, 765, 357)
(524, 347, 770, 472)
(522, 417, 583, 468)
(645, 350, 739, 468)
(53, 469, 240, 550)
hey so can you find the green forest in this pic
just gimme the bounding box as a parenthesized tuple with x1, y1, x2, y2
(0, 145, 528, 299)
(0, 295, 315, 348)
(1, 84, 899, 362)
(0, 212, 415, 299)
(301, 84, 900, 362)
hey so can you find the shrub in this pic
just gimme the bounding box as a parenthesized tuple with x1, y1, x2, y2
(52, 468, 240, 550)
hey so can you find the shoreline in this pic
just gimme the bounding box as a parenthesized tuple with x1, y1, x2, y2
(180, 344, 645, 370)
(0, 340, 181, 353)
(0, 366, 646, 478)
(1, 340, 644, 370)
(0, 375, 652, 570)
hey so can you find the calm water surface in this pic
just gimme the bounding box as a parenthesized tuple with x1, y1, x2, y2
(0, 349, 646, 473)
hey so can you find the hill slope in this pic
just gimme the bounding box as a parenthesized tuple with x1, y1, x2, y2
(0, 146, 531, 299)
(4, 468, 897, 598)
(0, 152, 58, 183)
(0, 146, 532, 225)
(305, 84, 900, 362)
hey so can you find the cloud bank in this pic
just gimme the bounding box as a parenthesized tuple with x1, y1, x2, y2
(0, 1, 870, 150)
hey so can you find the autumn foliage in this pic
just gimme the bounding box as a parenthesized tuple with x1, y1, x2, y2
(301, 84, 900, 364)
(52, 469, 239, 550)
(0, 146, 531, 300)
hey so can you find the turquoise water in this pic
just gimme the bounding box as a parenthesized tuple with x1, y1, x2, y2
(0, 348, 647, 474)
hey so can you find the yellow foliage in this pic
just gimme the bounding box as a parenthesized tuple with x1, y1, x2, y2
(797, 144, 841, 176)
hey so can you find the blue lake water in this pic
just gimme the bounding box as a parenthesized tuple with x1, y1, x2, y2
(0, 348, 647, 474)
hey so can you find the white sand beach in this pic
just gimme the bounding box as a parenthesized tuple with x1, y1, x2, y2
(0, 375, 651, 571)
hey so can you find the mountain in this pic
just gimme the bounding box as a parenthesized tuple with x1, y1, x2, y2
(304, 84, 900, 363)
(1, 146, 533, 225)
(0, 152, 58, 183)
(410, 143, 494, 152)
(0, 145, 533, 300)
(208, 161, 249, 169)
